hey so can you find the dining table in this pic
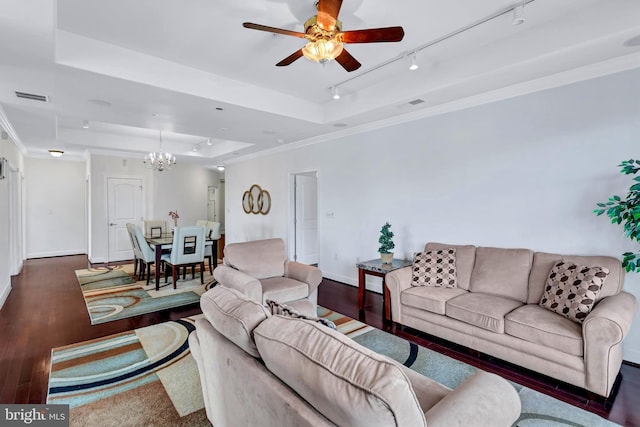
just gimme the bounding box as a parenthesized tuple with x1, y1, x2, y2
(144, 233, 217, 291)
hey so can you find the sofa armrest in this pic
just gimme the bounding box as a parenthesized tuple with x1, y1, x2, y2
(213, 265, 262, 303)
(285, 261, 322, 295)
(425, 371, 521, 427)
(385, 266, 412, 322)
(582, 291, 637, 395)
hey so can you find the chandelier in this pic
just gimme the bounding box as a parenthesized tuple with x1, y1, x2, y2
(144, 131, 176, 172)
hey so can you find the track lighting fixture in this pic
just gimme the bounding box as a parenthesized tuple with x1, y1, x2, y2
(82, 120, 89, 129)
(207, 138, 213, 146)
(409, 53, 419, 71)
(332, 86, 340, 100)
(512, 1, 525, 25)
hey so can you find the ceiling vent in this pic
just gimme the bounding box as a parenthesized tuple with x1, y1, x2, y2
(15, 91, 48, 102)
(408, 99, 425, 106)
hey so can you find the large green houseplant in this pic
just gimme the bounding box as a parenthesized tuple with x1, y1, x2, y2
(594, 159, 640, 272)
(378, 222, 395, 264)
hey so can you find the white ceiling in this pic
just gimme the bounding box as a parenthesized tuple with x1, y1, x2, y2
(0, 0, 639, 166)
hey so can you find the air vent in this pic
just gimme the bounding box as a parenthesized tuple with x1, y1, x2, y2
(15, 91, 48, 102)
(408, 99, 425, 106)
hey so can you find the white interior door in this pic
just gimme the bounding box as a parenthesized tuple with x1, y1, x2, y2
(207, 186, 217, 221)
(107, 177, 142, 262)
(294, 173, 319, 265)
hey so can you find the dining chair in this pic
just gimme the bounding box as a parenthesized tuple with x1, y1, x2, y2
(204, 221, 221, 274)
(125, 223, 140, 277)
(162, 226, 206, 288)
(144, 220, 167, 238)
(127, 223, 157, 285)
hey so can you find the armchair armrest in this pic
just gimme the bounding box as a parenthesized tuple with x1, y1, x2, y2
(385, 266, 412, 322)
(583, 291, 637, 396)
(425, 372, 521, 427)
(213, 265, 262, 303)
(284, 261, 322, 295)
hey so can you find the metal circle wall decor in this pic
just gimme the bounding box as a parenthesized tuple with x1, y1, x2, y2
(242, 184, 271, 215)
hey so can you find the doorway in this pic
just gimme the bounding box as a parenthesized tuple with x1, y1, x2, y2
(107, 177, 143, 262)
(290, 172, 319, 265)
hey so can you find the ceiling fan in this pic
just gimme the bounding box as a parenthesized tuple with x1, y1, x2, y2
(243, 0, 405, 72)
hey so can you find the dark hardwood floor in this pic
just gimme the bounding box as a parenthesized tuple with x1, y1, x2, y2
(1, 255, 639, 426)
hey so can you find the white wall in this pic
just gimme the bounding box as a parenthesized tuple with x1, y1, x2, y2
(225, 68, 640, 362)
(89, 154, 220, 263)
(0, 135, 23, 309)
(24, 157, 86, 258)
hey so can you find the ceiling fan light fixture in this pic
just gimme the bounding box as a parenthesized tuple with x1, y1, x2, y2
(302, 38, 343, 63)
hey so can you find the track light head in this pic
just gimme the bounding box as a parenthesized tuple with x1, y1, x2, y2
(512, 2, 525, 25)
(409, 53, 419, 71)
(332, 86, 340, 100)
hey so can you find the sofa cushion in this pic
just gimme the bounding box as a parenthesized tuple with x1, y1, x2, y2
(446, 293, 523, 333)
(539, 261, 609, 323)
(261, 276, 309, 304)
(424, 243, 476, 290)
(224, 238, 286, 279)
(411, 249, 457, 288)
(528, 252, 622, 304)
(266, 299, 336, 329)
(200, 285, 271, 358)
(401, 286, 468, 315)
(469, 247, 533, 303)
(505, 304, 583, 357)
(254, 315, 427, 427)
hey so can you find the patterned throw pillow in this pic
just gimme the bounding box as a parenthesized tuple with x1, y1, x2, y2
(265, 300, 337, 330)
(411, 248, 457, 288)
(539, 261, 609, 323)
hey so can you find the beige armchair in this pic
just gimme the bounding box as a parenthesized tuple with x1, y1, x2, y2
(213, 238, 322, 309)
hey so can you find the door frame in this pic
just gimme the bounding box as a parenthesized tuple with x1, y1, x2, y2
(287, 170, 319, 264)
(105, 175, 146, 263)
(7, 162, 23, 275)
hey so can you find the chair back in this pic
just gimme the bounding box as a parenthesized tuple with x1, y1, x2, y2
(133, 225, 155, 262)
(171, 226, 206, 264)
(144, 220, 167, 238)
(224, 238, 286, 279)
(207, 221, 221, 240)
(126, 223, 142, 259)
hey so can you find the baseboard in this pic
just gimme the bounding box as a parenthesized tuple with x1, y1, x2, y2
(0, 281, 12, 311)
(88, 256, 107, 265)
(27, 249, 86, 259)
(623, 348, 640, 365)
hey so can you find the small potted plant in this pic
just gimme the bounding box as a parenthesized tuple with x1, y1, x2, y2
(378, 222, 395, 264)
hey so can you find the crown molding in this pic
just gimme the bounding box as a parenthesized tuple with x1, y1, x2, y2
(0, 104, 27, 155)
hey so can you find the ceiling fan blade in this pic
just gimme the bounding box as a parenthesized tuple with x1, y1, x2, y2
(335, 49, 361, 72)
(243, 22, 306, 38)
(276, 49, 304, 67)
(341, 26, 405, 43)
(317, 0, 343, 30)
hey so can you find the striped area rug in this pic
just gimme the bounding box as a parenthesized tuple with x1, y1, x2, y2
(76, 264, 215, 324)
(47, 308, 620, 427)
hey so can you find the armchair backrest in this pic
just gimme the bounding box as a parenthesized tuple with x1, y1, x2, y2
(224, 238, 286, 279)
(144, 220, 167, 237)
(132, 224, 155, 262)
(171, 226, 206, 264)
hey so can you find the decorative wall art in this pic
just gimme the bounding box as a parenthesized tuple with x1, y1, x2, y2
(242, 184, 271, 215)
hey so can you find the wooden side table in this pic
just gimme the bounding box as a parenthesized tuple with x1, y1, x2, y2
(356, 258, 412, 321)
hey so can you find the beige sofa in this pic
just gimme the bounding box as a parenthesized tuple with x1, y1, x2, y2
(189, 285, 521, 427)
(213, 238, 322, 308)
(386, 242, 638, 397)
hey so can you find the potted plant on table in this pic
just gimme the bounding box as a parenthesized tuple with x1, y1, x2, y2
(378, 222, 395, 264)
(594, 159, 640, 272)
